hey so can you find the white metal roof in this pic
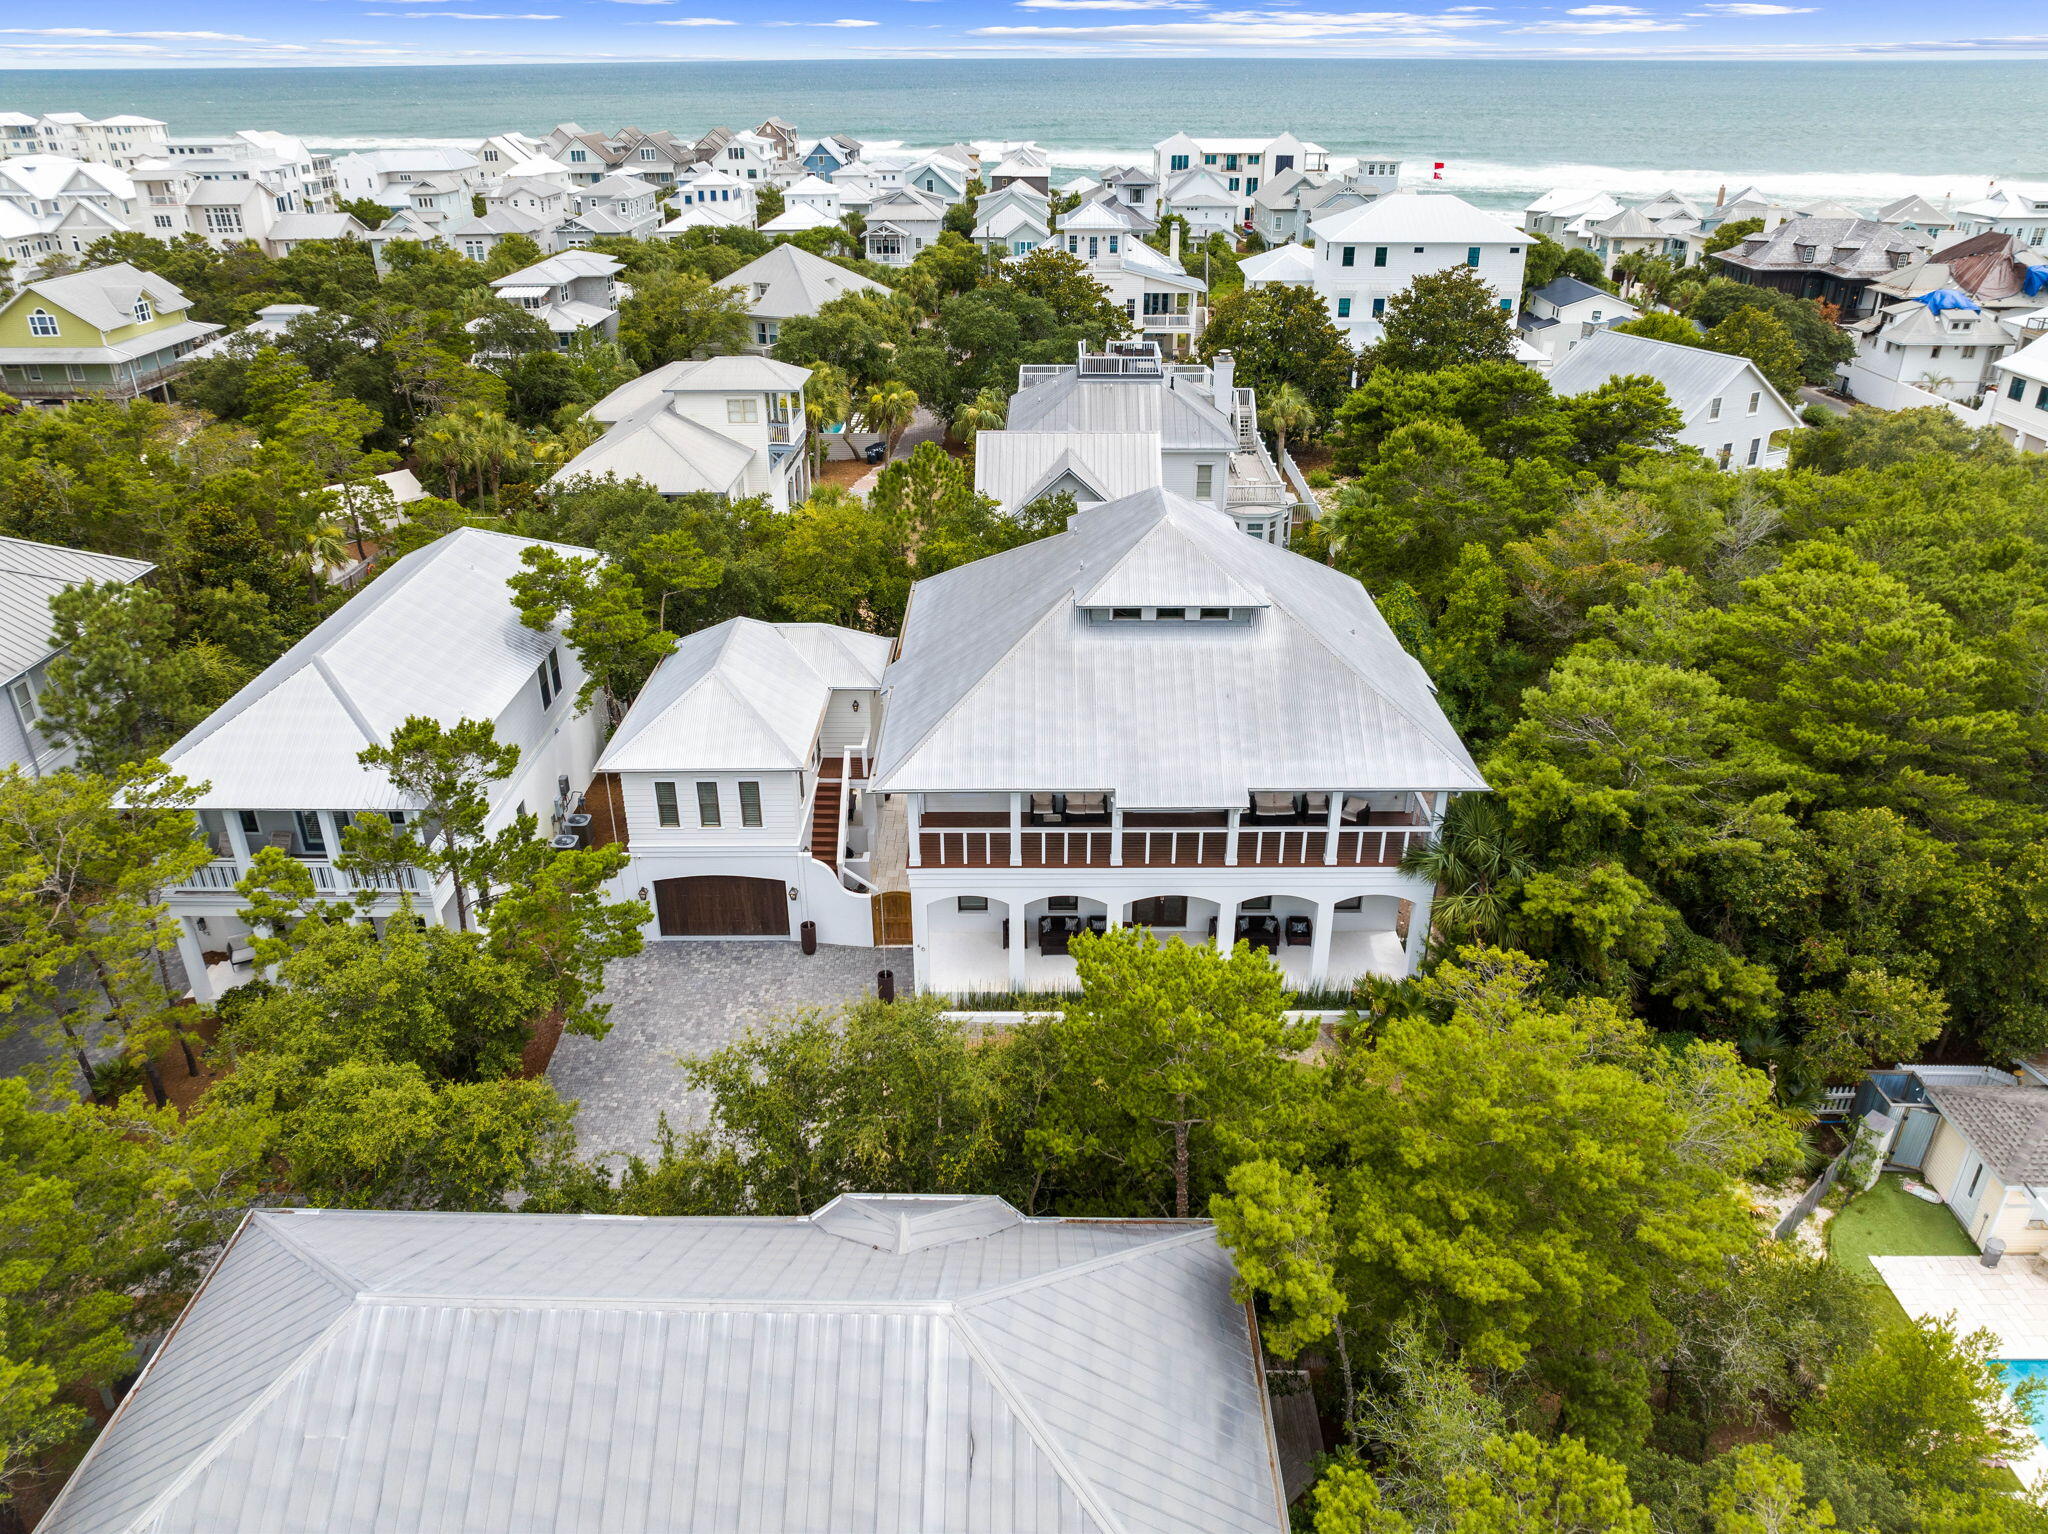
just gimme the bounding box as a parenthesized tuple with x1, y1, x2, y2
(1007, 372, 1237, 454)
(0, 536, 154, 683)
(974, 431, 1164, 513)
(41, 1200, 1286, 1534)
(1309, 189, 1526, 247)
(491, 250, 620, 288)
(158, 528, 588, 811)
(549, 400, 756, 499)
(661, 353, 812, 392)
(13, 262, 192, 332)
(1238, 244, 1316, 285)
(1546, 327, 1792, 419)
(874, 487, 1485, 803)
(598, 617, 889, 772)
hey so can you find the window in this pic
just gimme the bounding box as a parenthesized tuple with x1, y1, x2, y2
(738, 781, 763, 827)
(153, 214, 173, 229)
(569, 149, 587, 162)
(1748, 391, 1761, 414)
(2011, 376, 2028, 400)
(1708, 397, 1722, 420)
(1107, 235, 1118, 254)
(696, 782, 722, 827)
(548, 648, 562, 696)
(1466, 247, 1481, 267)
(1046, 895, 1079, 912)
(1372, 246, 1388, 267)
(1718, 443, 1733, 469)
(7, 677, 37, 725)
(655, 782, 680, 827)
(1240, 896, 1272, 911)
(957, 895, 989, 912)
(640, 147, 657, 160)
(1335, 896, 1363, 912)
(1226, 178, 1240, 193)
(1109, 607, 1141, 620)
(1335, 297, 1351, 318)
(204, 207, 242, 234)
(131, 297, 153, 324)
(26, 309, 58, 337)
(1747, 438, 1761, 466)
(537, 652, 558, 708)
(1340, 245, 1355, 267)
(1194, 463, 1214, 499)
(1154, 607, 1186, 620)
(726, 397, 759, 423)
(1245, 177, 1258, 194)
(1169, 154, 1188, 171)
(463, 240, 486, 261)
(1202, 154, 1217, 166)
(1371, 297, 1386, 318)
(294, 811, 326, 857)
(1199, 607, 1231, 620)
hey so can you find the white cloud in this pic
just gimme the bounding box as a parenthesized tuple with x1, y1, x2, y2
(1514, 16, 1685, 29)
(1691, 2, 1815, 9)
(370, 11, 562, 17)
(1018, 1, 1200, 9)
(647, 14, 738, 20)
(970, 8, 1502, 44)
(0, 25, 276, 38)
(320, 36, 390, 42)
(601, 1, 676, 6)
(815, 16, 881, 22)
(1566, 4, 1646, 11)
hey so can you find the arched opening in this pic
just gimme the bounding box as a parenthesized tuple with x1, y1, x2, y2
(1225, 894, 1317, 959)
(652, 875, 791, 937)
(922, 893, 1012, 994)
(1020, 895, 1108, 986)
(1323, 894, 1408, 988)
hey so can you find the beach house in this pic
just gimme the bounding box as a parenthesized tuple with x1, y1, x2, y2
(1044, 205, 1208, 354)
(485, 250, 623, 349)
(1712, 216, 1933, 321)
(0, 156, 138, 277)
(554, 355, 813, 510)
(0, 262, 221, 404)
(1152, 131, 1330, 221)
(1515, 275, 1640, 370)
(863, 186, 948, 266)
(1954, 183, 2048, 248)
(0, 111, 167, 170)
(330, 146, 482, 208)
(1308, 191, 1528, 346)
(152, 527, 604, 998)
(716, 243, 888, 352)
(1982, 322, 2048, 455)
(0, 537, 155, 777)
(1547, 328, 1802, 471)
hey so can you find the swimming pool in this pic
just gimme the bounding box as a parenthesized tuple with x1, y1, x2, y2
(1994, 1360, 2048, 1441)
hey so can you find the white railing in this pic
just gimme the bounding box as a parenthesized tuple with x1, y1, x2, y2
(923, 829, 1007, 866)
(1023, 828, 1111, 865)
(177, 858, 242, 891)
(1237, 828, 1322, 866)
(171, 859, 425, 896)
(1121, 829, 1222, 866)
(1233, 389, 1258, 450)
(1335, 827, 1432, 866)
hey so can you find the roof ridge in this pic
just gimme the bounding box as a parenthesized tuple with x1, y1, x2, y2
(957, 1225, 1215, 1309)
(945, 1313, 1126, 1534)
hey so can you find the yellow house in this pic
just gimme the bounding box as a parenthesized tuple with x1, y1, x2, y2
(0, 262, 221, 404)
(1920, 1081, 2048, 1255)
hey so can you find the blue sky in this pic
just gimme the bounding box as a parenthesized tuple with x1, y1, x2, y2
(2, 0, 2043, 67)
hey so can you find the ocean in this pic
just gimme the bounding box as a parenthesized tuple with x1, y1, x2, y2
(0, 59, 2038, 213)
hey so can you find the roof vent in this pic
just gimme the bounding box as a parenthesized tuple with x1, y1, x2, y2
(810, 1194, 1023, 1253)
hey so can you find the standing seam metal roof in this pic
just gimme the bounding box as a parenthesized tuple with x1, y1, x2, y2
(40, 1200, 1287, 1534)
(0, 536, 155, 683)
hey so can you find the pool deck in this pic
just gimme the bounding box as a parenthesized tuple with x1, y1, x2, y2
(1874, 1254, 2048, 1490)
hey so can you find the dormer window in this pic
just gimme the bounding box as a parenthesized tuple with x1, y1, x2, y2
(1109, 607, 1142, 621)
(27, 309, 59, 337)
(1155, 607, 1186, 620)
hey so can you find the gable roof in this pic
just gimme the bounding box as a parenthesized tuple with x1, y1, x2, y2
(41, 1201, 1286, 1534)
(491, 250, 620, 288)
(661, 353, 812, 392)
(1239, 243, 1316, 285)
(1927, 1083, 2048, 1185)
(0, 536, 155, 684)
(1006, 371, 1236, 453)
(1528, 275, 1620, 310)
(549, 400, 756, 499)
(973, 431, 1165, 512)
(12, 263, 191, 331)
(1546, 327, 1774, 412)
(158, 528, 588, 810)
(600, 617, 890, 772)
(717, 243, 887, 319)
(874, 487, 1484, 802)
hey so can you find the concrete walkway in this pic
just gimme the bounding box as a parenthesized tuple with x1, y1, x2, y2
(548, 941, 913, 1166)
(850, 407, 947, 494)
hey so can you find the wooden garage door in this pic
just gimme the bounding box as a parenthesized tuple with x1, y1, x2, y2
(653, 876, 790, 937)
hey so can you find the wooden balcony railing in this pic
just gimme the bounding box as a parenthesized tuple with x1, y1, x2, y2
(915, 826, 1431, 870)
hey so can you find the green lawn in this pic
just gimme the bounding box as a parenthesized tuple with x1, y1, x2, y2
(1827, 1172, 1976, 1329)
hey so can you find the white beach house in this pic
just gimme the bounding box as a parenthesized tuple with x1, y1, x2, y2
(1547, 328, 1802, 471)
(1309, 191, 1528, 347)
(717, 243, 889, 352)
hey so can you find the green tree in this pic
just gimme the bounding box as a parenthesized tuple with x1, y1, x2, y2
(1687, 279, 1853, 387)
(861, 379, 919, 460)
(345, 716, 519, 931)
(1044, 928, 1310, 1217)
(336, 196, 392, 229)
(1613, 311, 1705, 347)
(754, 183, 785, 227)
(1522, 234, 1610, 298)
(509, 544, 685, 724)
(1364, 266, 1515, 374)
(616, 269, 752, 368)
(1706, 1445, 1839, 1534)
(34, 583, 242, 772)
(1703, 218, 1765, 258)
(1210, 1159, 1344, 1360)
(1444, 1433, 1651, 1533)
(1259, 380, 1318, 460)
(483, 841, 647, 1040)
(1704, 307, 1805, 399)
(951, 385, 1007, 446)
(1199, 282, 1357, 412)
(989, 245, 1128, 336)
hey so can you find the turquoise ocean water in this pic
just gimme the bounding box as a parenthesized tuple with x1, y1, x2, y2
(0, 59, 2040, 212)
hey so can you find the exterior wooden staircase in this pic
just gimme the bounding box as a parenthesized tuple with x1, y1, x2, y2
(809, 775, 844, 865)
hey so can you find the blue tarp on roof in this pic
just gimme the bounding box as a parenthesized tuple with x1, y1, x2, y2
(2026, 265, 2048, 298)
(1913, 288, 1981, 314)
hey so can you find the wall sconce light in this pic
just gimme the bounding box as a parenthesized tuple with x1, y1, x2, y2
(637, 887, 648, 902)
(850, 699, 860, 712)
(196, 917, 210, 935)
(788, 886, 800, 901)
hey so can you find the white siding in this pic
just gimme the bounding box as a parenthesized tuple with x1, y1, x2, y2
(619, 767, 803, 850)
(819, 689, 877, 753)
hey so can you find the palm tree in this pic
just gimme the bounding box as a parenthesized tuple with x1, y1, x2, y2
(1397, 796, 1536, 954)
(804, 363, 852, 475)
(1612, 249, 1651, 296)
(1259, 382, 1316, 462)
(862, 381, 919, 461)
(298, 519, 351, 580)
(950, 387, 1007, 448)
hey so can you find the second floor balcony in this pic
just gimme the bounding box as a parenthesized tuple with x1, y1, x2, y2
(174, 807, 431, 898)
(910, 790, 1439, 871)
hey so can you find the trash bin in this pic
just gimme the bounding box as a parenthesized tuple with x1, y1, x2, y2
(801, 920, 817, 956)
(1983, 1237, 2007, 1269)
(877, 968, 896, 1003)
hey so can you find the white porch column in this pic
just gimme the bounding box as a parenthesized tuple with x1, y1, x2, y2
(907, 793, 923, 868)
(317, 809, 346, 869)
(1323, 790, 1343, 866)
(1008, 792, 1022, 867)
(1402, 888, 1434, 975)
(1109, 797, 1123, 867)
(1008, 897, 1029, 988)
(224, 809, 253, 871)
(1224, 807, 1241, 867)
(1307, 897, 1335, 990)
(175, 917, 216, 1004)
(1216, 896, 1240, 954)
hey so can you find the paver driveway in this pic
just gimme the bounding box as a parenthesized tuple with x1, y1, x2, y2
(549, 941, 913, 1165)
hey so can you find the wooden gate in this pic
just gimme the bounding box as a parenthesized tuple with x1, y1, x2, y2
(654, 876, 790, 937)
(872, 889, 913, 947)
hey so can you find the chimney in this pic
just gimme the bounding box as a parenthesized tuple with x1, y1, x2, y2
(1715, 182, 1726, 209)
(1169, 220, 1181, 264)
(1212, 349, 1235, 399)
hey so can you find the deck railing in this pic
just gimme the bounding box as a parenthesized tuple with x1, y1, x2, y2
(916, 825, 1432, 870)
(172, 858, 425, 896)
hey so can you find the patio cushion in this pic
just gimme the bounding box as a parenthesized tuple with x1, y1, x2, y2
(1251, 792, 1295, 817)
